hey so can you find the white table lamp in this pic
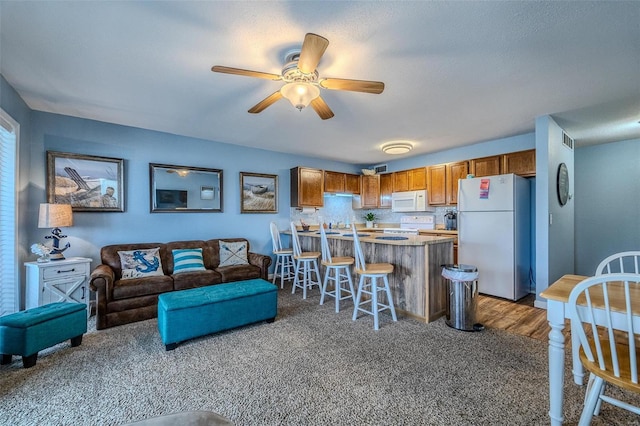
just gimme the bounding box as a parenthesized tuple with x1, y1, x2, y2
(38, 203, 73, 260)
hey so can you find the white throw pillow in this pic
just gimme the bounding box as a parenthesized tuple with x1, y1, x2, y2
(218, 241, 248, 267)
(118, 248, 165, 279)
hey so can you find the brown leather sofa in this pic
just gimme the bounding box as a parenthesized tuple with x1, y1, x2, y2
(89, 238, 272, 330)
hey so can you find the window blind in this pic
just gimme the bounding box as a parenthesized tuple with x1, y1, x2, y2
(0, 110, 18, 316)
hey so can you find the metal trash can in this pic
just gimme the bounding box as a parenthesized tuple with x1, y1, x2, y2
(441, 264, 482, 331)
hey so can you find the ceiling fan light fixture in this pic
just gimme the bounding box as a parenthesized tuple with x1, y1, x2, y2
(382, 142, 413, 155)
(281, 82, 320, 111)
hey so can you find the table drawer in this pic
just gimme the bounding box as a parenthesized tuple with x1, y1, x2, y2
(43, 262, 89, 280)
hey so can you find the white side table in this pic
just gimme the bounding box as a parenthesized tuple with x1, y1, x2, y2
(25, 257, 92, 317)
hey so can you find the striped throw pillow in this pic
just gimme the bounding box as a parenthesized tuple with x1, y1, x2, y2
(172, 248, 206, 274)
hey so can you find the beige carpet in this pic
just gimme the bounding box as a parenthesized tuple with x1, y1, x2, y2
(1, 287, 639, 425)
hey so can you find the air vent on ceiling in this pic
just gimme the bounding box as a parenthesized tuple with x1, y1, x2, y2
(562, 132, 574, 150)
(373, 164, 388, 173)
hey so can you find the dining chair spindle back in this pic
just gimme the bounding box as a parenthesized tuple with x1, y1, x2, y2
(290, 222, 321, 299)
(319, 224, 355, 312)
(269, 222, 295, 289)
(350, 224, 397, 330)
(568, 273, 640, 425)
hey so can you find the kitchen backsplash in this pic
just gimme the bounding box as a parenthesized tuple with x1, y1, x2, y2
(290, 195, 456, 228)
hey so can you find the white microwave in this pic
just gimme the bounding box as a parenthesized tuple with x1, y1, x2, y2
(391, 190, 434, 212)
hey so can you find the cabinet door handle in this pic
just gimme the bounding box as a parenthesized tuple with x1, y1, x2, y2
(82, 286, 85, 300)
(57, 268, 75, 273)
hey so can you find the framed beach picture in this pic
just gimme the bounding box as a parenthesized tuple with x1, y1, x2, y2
(46, 151, 125, 212)
(240, 172, 277, 214)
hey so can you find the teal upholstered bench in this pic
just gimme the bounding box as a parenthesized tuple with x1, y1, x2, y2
(0, 302, 87, 368)
(158, 279, 278, 350)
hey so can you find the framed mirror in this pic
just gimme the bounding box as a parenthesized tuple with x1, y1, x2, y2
(150, 163, 223, 212)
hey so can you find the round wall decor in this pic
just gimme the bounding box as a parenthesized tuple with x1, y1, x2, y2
(557, 162, 569, 206)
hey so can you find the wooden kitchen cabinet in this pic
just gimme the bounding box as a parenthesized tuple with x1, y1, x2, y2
(324, 171, 345, 193)
(427, 161, 468, 205)
(502, 149, 536, 177)
(446, 161, 469, 205)
(360, 175, 380, 208)
(379, 173, 393, 208)
(427, 164, 447, 205)
(408, 167, 427, 190)
(344, 173, 361, 194)
(291, 167, 324, 207)
(469, 155, 501, 177)
(393, 168, 426, 192)
(393, 170, 409, 192)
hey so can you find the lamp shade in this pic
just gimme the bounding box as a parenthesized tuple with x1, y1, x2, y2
(280, 82, 320, 110)
(38, 203, 73, 228)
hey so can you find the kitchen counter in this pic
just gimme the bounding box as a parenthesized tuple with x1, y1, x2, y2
(292, 230, 455, 246)
(419, 229, 458, 235)
(286, 230, 454, 322)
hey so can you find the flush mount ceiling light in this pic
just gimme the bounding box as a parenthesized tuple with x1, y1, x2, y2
(382, 142, 413, 155)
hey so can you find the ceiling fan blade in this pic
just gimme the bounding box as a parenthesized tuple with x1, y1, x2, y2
(248, 91, 283, 114)
(320, 78, 385, 94)
(310, 96, 334, 120)
(297, 33, 329, 74)
(211, 66, 282, 81)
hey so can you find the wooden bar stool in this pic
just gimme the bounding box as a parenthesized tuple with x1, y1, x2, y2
(351, 224, 397, 330)
(269, 222, 295, 289)
(318, 224, 355, 312)
(290, 222, 322, 299)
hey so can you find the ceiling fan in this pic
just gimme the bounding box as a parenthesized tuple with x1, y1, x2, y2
(211, 33, 384, 120)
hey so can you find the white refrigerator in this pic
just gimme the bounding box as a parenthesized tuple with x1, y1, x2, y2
(457, 173, 531, 300)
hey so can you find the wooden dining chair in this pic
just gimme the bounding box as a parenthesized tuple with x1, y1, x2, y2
(269, 222, 295, 289)
(568, 273, 640, 425)
(350, 224, 397, 330)
(586, 250, 640, 415)
(318, 224, 355, 312)
(596, 251, 640, 275)
(290, 222, 322, 299)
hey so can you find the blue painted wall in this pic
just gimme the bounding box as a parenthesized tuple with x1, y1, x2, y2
(575, 138, 640, 275)
(27, 111, 360, 271)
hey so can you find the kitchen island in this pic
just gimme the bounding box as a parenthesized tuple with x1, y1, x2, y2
(287, 229, 454, 323)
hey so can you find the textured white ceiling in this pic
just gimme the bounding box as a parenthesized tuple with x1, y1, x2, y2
(1, 1, 639, 164)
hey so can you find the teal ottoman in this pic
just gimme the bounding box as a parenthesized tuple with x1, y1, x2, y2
(0, 302, 87, 368)
(158, 279, 278, 350)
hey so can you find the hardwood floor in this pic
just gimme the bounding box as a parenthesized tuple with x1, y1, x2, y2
(475, 293, 566, 342)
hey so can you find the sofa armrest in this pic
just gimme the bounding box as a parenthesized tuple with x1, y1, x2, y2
(90, 264, 116, 330)
(90, 264, 115, 297)
(248, 252, 272, 281)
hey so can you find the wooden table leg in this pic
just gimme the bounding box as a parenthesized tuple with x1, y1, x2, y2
(547, 299, 566, 426)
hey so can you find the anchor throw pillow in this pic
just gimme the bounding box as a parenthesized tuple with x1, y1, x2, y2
(118, 247, 165, 279)
(172, 248, 206, 274)
(218, 241, 248, 267)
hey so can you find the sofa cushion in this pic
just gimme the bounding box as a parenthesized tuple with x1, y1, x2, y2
(217, 264, 261, 282)
(118, 248, 165, 279)
(112, 275, 174, 300)
(219, 241, 248, 267)
(172, 248, 206, 274)
(172, 269, 223, 291)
